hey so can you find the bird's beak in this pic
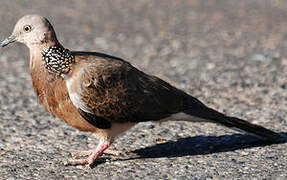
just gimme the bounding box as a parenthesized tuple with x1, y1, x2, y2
(1, 35, 17, 47)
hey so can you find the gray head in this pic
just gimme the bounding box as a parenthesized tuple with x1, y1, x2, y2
(1, 14, 59, 49)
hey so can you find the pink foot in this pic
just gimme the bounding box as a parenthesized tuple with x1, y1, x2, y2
(66, 140, 110, 166)
(71, 150, 93, 158)
(103, 149, 122, 156)
(71, 149, 121, 158)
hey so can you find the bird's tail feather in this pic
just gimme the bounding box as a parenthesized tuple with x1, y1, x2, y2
(211, 114, 283, 142)
(182, 99, 283, 142)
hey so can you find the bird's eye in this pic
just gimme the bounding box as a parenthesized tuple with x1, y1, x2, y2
(23, 25, 32, 32)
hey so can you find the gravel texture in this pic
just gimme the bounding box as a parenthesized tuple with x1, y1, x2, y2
(0, 0, 286, 179)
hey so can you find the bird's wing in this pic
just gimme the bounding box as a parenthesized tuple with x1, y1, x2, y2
(66, 54, 185, 128)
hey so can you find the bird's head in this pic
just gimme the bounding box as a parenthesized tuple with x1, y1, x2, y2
(1, 14, 59, 49)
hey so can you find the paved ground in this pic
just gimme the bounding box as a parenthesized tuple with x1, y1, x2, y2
(0, 0, 286, 179)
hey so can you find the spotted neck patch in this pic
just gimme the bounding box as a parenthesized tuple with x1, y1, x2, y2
(41, 46, 75, 76)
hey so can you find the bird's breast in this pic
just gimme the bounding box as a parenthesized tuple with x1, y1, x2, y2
(29, 60, 99, 132)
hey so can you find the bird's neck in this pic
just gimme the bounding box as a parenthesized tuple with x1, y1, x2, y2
(39, 45, 75, 77)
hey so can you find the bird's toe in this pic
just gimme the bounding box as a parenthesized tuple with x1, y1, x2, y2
(70, 150, 93, 158)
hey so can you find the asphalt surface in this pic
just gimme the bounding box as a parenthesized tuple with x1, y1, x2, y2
(0, 0, 287, 179)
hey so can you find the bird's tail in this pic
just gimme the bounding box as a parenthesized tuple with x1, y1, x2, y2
(181, 96, 284, 142)
(210, 112, 283, 142)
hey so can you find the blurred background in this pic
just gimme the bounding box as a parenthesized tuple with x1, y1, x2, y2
(0, 0, 286, 179)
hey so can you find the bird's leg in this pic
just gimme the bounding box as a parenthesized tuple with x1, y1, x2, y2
(66, 140, 110, 166)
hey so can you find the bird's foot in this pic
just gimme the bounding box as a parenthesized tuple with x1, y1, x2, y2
(103, 149, 122, 156)
(70, 149, 121, 159)
(71, 150, 93, 158)
(65, 141, 110, 166)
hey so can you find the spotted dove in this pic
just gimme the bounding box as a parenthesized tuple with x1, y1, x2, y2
(0, 14, 283, 166)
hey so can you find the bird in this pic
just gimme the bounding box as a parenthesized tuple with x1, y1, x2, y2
(0, 14, 283, 166)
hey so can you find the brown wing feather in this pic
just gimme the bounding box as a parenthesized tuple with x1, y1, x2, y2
(72, 54, 184, 123)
